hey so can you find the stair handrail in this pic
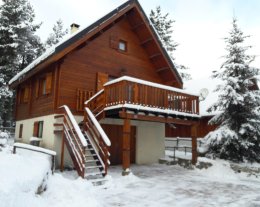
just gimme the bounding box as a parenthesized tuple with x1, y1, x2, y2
(60, 105, 88, 147)
(85, 89, 104, 105)
(85, 107, 111, 146)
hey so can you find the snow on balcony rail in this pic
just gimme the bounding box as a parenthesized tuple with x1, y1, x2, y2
(85, 107, 111, 146)
(104, 76, 199, 97)
(60, 105, 88, 147)
(104, 103, 201, 118)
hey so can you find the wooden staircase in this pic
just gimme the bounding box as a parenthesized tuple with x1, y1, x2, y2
(55, 95, 110, 184)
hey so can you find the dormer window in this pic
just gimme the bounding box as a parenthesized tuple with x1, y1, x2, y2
(118, 40, 127, 52)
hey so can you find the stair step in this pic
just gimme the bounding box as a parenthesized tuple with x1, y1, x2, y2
(85, 160, 98, 163)
(54, 115, 64, 119)
(85, 154, 97, 157)
(86, 148, 94, 151)
(53, 123, 63, 127)
(53, 129, 63, 134)
(85, 171, 104, 177)
(85, 165, 102, 170)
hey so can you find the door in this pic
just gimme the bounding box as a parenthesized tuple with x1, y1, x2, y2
(101, 124, 136, 165)
(96, 72, 109, 91)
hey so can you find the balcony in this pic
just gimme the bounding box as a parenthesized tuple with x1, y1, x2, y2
(103, 76, 199, 118)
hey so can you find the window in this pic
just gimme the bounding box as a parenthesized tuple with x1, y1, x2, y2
(19, 124, 23, 138)
(33, 121, 44, 138)
(35, 72, 52, 97)
(19, 86, 29, 104)
(118, 40, 127, 52)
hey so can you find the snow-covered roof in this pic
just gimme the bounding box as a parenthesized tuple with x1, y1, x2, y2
(9, 0, 182, 87)
(184, 77, 222, 116)
(9, 1, 132, 86)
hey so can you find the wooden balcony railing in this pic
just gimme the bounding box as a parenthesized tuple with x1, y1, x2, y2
(103, 76, 199, 115)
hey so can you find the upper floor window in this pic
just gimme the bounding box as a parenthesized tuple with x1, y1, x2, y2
(35, 72, 52, 98)
(118, 40, 127, 52)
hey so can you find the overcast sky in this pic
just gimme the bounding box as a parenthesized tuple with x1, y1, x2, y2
(29, 0, 260, 80)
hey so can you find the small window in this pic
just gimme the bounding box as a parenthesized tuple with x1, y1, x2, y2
(118, 40, 127, 52)
(33, 121, 44, 138)
(19, 124, 23, 138)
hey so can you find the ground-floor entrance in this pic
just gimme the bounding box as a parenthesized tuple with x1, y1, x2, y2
(101, 124, 136, 165)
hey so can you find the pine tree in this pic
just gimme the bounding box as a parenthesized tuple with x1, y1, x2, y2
(205, 18, 260, 163)
(149, 6, 191, 80)
(45, 19, 68, 49)
(0, 0, 43, 126)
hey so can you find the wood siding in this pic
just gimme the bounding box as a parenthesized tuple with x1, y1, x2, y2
(15, 64, 56, 120)
(165, 117, 218, 138)
(57, 18, 164, 114)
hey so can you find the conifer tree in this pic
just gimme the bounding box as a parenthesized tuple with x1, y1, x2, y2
(0, 0, 43, 126)
(45, 19, 68, 49)
(150, 6, 191, 80)
(205, 18, 260, 162)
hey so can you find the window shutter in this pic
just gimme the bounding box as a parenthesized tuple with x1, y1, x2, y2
(35, 79, 39, 98)
(45, 72, 52, 94)
(24, 86, 29, 103)
(110, 35, 118, 49)
(33, 121, 39, 137)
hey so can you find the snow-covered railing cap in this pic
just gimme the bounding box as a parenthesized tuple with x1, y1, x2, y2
(59, 105, 88, 147)
(85, 89, 104, 105)
(104, 76, 199, 96)
(85, 107, 111, 146)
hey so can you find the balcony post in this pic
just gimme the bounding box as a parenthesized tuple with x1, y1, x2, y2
(122, 118, 131, 175)
(191, 124, 198, 165)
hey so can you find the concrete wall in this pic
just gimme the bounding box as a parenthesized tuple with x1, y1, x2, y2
(15, 114, 84, 168)
(15, 114, 56, 150)
(15, 115, 165, 167)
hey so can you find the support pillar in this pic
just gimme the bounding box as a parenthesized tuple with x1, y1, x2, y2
(191, 124, 198, 165)
(60, 133, 65, 172)
(122, 118, 131, 175)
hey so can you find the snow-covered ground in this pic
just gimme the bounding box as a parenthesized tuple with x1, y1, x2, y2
(1, 145, 260, 207)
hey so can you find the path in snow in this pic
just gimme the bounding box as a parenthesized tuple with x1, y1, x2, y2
(95, 164, 260, 207)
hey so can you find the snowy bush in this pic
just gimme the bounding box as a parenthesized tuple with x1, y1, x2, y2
(0, 131, 9, 146)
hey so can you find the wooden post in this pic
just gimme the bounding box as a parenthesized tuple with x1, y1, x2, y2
(122, 118, 131, 175)
(191, 125, 198, 165)
(60, 132, 65, 172)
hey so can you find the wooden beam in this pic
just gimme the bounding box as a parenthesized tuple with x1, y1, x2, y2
(119, 111, 198, 125)
(122, 118, 131, 175)
(140, 37, 153, 45)
(156, 67, 169, 73)
(191, 125, 198, 165)
(149, 53, 161, 59)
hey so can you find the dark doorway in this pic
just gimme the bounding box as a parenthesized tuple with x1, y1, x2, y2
(101, 124, 136, 165)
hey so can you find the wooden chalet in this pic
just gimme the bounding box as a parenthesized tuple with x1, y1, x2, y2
(9, 0, 200, 179)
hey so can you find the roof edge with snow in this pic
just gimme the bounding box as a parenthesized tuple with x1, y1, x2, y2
(9, 0, 182, 88)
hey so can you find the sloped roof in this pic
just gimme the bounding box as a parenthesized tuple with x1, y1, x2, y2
(9, 0, 182, 88)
